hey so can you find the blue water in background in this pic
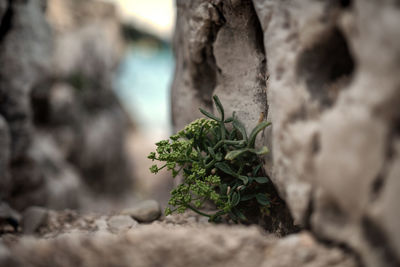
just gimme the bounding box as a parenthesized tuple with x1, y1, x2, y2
(114, 44, 174, 135)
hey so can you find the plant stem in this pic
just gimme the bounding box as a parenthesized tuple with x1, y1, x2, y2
(213, 139, 245, 151)
(158, 164, 167, 171)
(186, 205, 212, 217)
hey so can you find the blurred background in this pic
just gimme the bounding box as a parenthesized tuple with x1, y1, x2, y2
(0, 0, 176, 213)
(107, 0, 176, 205)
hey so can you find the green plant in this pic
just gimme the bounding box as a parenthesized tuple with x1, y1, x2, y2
(148, 95, 271, 223)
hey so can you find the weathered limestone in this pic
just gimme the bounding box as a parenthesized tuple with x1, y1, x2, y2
(0, 210, 357, 267)
(172, 0, 267, 132)
(171, 0, 400, 266)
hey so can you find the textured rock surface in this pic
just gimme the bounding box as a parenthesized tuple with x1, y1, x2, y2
(0, 210, 357, 267)
(172, 0, 267, 132)
(40, 0, 133, 196)
(0, 0, 55, 208)
(107, 215, 138, 233)
(0, 0, 134, 210)
(172, 0, 296, 236)
(171, 0, 400, 266)
(0, 116, 10, 191)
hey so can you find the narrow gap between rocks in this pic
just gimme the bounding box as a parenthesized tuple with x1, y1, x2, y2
(0, 0, 13, 43)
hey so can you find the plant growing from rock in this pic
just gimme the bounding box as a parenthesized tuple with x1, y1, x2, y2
(148, 95, 271, 223)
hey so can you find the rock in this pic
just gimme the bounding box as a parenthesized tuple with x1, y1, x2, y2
(0, 242, 10, 265)
(0, 0, 52, 162)
(35, 210, 100, 238)
(94, 217, 109, 232)
(0, 221, 357, 267)
(22, 206, 48, 235)
(0, 0, 134, 210)
(0, 0, 52, 209)
(107, 215, 138, 233)
(121, 200, 161, 223)
(253, 1, 400, 266)
(0, 202, 21, 231)
(41, 0, 134, 197)
(171, 0, 296, 235)
(0, 210, 358, 266)
(0, 116, 10, 195)
(172, 0, 267, 133)
(171, 0, 400, 266)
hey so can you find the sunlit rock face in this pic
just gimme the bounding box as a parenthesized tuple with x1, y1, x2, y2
(0, 0, 134, 210)
(171, 0, 400, 266)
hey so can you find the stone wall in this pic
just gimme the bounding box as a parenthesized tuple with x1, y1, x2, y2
(171, 0, 400, 266)
(0, 0, 134, 210)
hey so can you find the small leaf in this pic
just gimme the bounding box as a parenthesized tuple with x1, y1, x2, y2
(255, 146, 269, 155)
(211, 127, 220, 140)
(240, 194, 256, 201)
(224, 140, 246, 146)
(252, 164, 262, 176)
(207, 147, 216, 157)
(225, 148, 249, 161)
(232, 119, 248, 142)
(248, 121, 271, 148)
(199, 108, 220, 122)
(256, 194, 270, 206)
(231, 192, 240, 206)
(232, 208, 247, 221)
(238, 175, 249, 185)
(253, 177, 269, 184)
(213, 95, 224, 121)
(215, 162, 237, 177)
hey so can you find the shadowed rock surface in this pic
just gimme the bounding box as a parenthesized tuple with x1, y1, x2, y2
(0, 0, 134, 210)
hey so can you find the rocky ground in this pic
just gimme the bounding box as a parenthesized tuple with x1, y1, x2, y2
(0, 203, 358, 267)
(0, 0, 398, 266)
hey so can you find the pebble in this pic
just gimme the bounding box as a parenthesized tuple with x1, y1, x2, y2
(121, 200, 161, 223)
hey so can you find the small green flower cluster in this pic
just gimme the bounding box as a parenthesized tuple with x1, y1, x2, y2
(148, 95, 272, 223)
(179, 118, 218, 140)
